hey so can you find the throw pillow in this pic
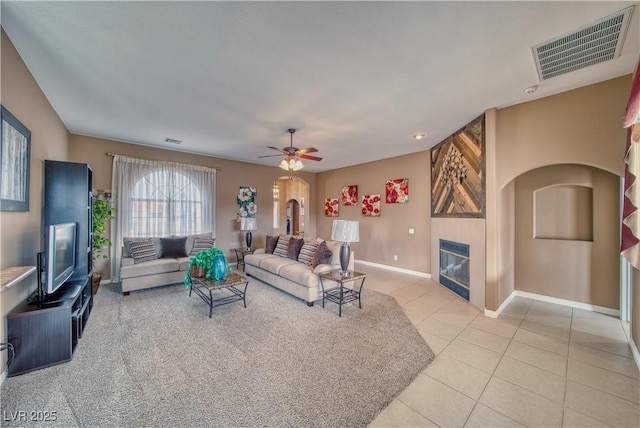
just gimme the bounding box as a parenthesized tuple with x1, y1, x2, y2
(288, 237, 304, 260)
(126, 238, 158, 264)
(273, 235, 289, 258)
(312, 240, 333, 268)
(265, 235, 279, 254)
(298, 242, 319, 266)
(160, 237, 188, 258)
(190, 237, 216, 255)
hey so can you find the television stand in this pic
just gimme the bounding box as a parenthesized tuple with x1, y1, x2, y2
(6, 276, 93, 376)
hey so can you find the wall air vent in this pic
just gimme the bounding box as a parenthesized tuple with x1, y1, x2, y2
(531, 6, 634, 81)
(163, 137, 183, 145)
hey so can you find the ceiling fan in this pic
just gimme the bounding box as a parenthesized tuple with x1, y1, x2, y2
(259, 128, 322, 171)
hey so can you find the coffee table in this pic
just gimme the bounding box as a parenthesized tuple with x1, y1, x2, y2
(188, 272, 249, 318)
(319, 270, 367, 317)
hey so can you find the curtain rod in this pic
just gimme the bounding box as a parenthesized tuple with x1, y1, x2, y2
(105, 152, 221, 171)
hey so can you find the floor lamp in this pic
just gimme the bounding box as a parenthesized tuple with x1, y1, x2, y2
(331, 219, 359, 276)
(240, 217, 257, 250)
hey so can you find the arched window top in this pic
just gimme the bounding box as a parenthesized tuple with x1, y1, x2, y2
(131, 170, 203, 237)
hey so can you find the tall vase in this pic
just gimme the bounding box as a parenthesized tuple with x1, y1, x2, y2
(212, 253, 228, 280)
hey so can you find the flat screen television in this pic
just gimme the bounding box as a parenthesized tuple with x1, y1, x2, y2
(44, 222, 77, 295)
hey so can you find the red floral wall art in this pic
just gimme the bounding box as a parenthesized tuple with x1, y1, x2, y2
(386, 178, 409, 203)
(342, 185, 358, 206)
(362, 194, 381, 217)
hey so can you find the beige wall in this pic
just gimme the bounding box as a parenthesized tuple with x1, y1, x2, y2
(496, 76, 629, 188)
(68, 135, 317, 279)
(633, 268, 640, 353)
(514, 164, 620, 309)
(486, 76, 631, 313)
(0, 29, 70, 375)
(317, 152, 431, 274)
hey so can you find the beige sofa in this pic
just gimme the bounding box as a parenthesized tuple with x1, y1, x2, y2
(245, 238, 354, 306)
(119, 233, 214, 294)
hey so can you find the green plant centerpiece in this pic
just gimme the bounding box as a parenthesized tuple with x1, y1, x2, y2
(92, 198, 116, 293)
(184, 247, 226, 287)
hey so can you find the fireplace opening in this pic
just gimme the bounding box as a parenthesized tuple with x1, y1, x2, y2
(439, 239, 470, 301)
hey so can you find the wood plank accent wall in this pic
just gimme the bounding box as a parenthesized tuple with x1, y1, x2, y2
(431, 115, 485, 217)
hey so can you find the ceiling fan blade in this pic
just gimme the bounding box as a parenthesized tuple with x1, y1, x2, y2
(299, 154, 323, 161)
(258, 154, 285, 158)
(297, 147, 318, 154)
(267, 146, 288, 154)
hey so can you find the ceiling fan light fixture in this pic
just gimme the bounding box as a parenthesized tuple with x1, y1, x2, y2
(279, 157, 304, 171)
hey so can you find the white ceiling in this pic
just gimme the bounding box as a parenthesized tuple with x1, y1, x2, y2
(2, 1, 639, 172)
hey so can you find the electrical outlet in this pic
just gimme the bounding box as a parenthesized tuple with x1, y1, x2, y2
(394, 255, 398, 261)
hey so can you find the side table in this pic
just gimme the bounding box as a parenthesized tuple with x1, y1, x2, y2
(233, 248, 255, 272)
(319, 270, 367, 317)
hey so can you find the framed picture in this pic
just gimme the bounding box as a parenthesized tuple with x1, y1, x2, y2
(341, 185, 358, 206)
(324, 198, 339, 217)
(1, 106, 31, 212)
(362, 194, 381, 216)
(385, 178, 409, 203)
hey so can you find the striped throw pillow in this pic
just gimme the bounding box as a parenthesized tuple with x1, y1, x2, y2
(127, 238, 158, 264)
(297, 242, 319, 266)
(190, 237, 216, 255)
(273, 236, 289, 258)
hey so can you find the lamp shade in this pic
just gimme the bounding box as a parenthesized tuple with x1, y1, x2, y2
(240, 217, 258, 231)
(331, 220, 359, 243)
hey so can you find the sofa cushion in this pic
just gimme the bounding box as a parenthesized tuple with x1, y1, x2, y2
(126, 238, 158, 264)
(160, 237, 188, 258)
(297, 242, 318, 266)
(265, 235, 279, 254)
(120, 258, 179, 279)
(279, 263, 318, 287)
(288, 237, 304, 260)
(273, 235, 289, 258)
(312, 241, 333, 267)
(257, 254, 299, 275)
(190, 236, 216, 255)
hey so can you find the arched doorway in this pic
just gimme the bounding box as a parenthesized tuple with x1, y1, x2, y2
(273, 176, 309, 236)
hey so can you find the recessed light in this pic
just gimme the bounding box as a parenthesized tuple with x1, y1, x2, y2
(412, 133, 426, 140)
(523, 85, 538, 94)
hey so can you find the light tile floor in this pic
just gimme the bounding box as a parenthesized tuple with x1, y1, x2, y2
(360, 265, 640, 428)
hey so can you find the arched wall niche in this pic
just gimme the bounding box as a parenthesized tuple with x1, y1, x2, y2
(497, 163, 620, 309)
(272, 176, 309, 236)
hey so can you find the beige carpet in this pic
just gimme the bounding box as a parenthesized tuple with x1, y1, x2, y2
(1, 279, 434, 427)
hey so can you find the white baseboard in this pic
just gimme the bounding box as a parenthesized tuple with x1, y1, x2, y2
(355, 260, 431, 279)
(484, 290, 620, 319)
(484, 292, 517, 318)
(513, 290, 619, 317)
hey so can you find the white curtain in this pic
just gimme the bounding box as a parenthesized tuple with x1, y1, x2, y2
(110, 155, 216, 281)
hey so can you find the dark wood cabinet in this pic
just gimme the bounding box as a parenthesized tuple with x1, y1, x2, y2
(7, 279, 92, 376)
(7, 161, 94, 376)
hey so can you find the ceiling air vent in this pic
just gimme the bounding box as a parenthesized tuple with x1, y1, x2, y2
(163, 137, 183, 145)
(532, 6, 634, 81)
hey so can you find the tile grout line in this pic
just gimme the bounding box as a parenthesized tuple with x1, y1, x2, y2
(460, 300, 532, 427)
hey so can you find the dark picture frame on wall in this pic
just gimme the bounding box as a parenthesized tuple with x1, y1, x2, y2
(1, 105, 31, 212)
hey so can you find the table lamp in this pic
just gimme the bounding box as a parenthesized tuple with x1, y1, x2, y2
(240, 217, 257, 250)
(331, 219, 359, 275)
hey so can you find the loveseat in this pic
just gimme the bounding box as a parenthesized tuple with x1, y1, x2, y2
(119, 233, 215, 294)
(244, 235, 354, 306)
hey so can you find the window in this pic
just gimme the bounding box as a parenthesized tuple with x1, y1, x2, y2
(131, 171, 203, 237)
(111, 155, 216, 281)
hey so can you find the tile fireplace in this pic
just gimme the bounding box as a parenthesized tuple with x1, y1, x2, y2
(439, 239, 470, 300)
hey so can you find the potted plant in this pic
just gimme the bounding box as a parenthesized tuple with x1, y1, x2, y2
(184, 247, 226, 287)
(92, 197, 116, 294)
